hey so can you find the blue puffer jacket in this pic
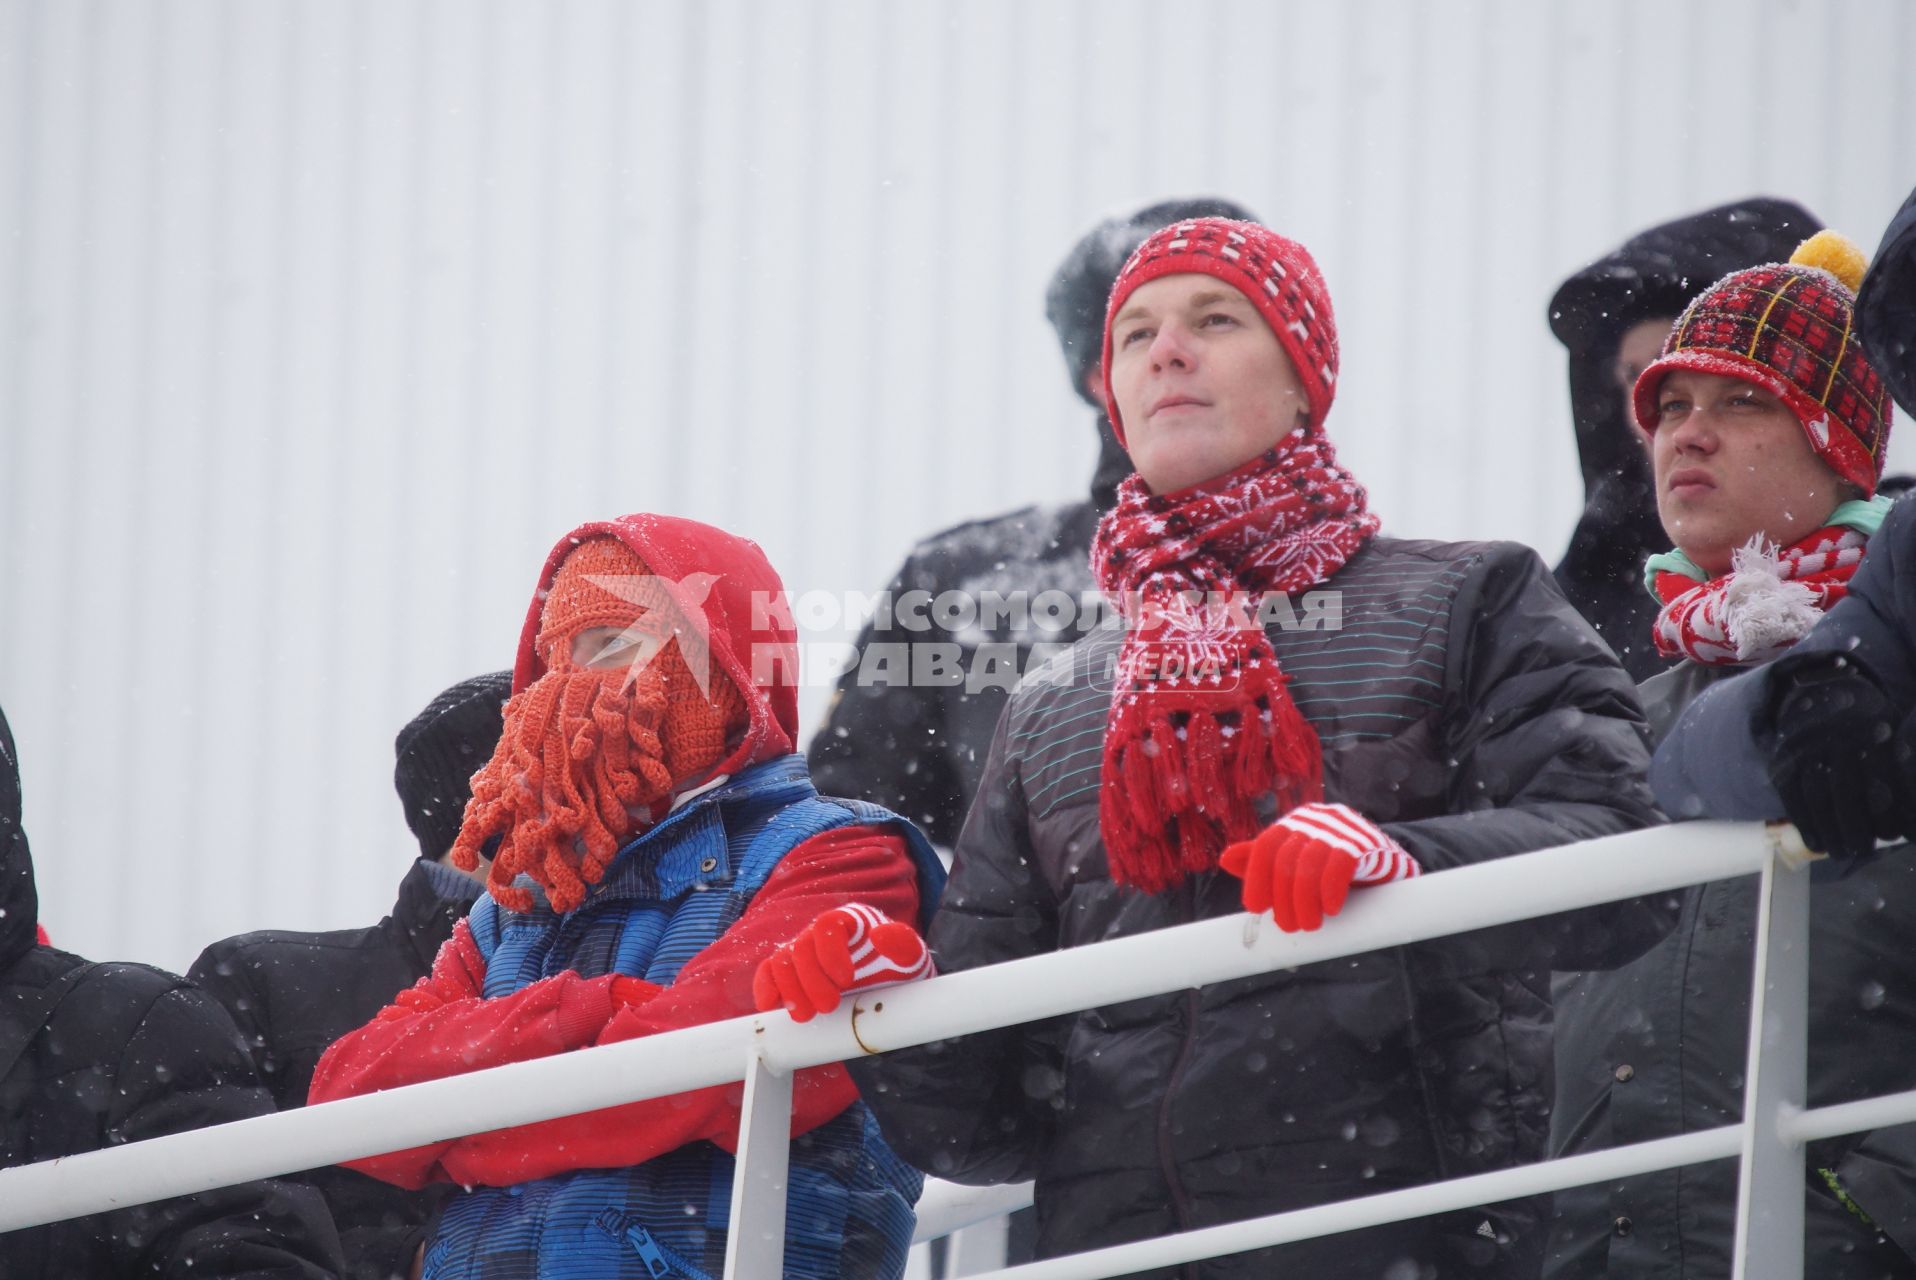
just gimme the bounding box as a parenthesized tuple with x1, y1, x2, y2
(422, 755, 946, 1280)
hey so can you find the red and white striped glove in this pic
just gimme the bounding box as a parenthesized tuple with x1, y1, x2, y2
(753, 903, 933, 1023)
(1218, 802, 1421, 932)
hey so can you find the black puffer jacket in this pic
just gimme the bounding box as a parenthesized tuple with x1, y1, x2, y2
(808, 430, 1127, 849)
(851, 538, 1663, 1277)
(1549, 198, 1821, 680)
(189, 858, 482, 1280)
(0, 707, 344, 1278)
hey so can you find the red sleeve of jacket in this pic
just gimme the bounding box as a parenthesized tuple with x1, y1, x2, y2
(306, 917, 623, 1189)
(435, 822, 922, 1188)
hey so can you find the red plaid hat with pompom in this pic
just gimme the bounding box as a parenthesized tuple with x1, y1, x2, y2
(1632, 230, 1890, 496)
(1101, 218, 1338, 446)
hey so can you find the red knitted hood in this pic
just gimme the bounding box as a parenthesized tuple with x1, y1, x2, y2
(510, 514, 800, 780)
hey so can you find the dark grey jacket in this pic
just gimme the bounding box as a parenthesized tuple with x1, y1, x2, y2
(1548, 839, 1916, 1279)
(1551, 655, 1916, 1277)
(851, 537, 1662, 1278)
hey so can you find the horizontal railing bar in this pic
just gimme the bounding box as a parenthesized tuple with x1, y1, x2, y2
(912, 1180, 1036, 1243)
(0, 822, 1777, 1232)
(1789, 1087, 1916, 1145)
(963, 1127, 1745, 1280)
(832, 820, 1776, 1062)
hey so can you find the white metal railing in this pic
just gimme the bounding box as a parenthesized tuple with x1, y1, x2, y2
(1, 821, 1905, 1280)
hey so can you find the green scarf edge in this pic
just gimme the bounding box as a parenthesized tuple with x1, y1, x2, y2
(1642, 495, 1895, 600)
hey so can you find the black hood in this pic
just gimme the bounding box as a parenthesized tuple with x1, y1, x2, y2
(1550, 196, 1822, 512)
(0, 705, 36, 968)
(1859, 183, 1916, 419)
(1550, 199, 1822, 664)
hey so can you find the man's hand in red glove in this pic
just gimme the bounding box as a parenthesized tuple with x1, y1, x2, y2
(1218, 802, 1421, 932)
(753, 903, 933, 1023)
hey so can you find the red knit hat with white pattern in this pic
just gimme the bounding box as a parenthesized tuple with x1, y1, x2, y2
(1632, 230, 1891, 495)
(1101, 218, 1339, 446)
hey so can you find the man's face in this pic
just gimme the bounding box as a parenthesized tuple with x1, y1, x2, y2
(1108, 273, 1309, 494)
(1650, 369, 1845, 575)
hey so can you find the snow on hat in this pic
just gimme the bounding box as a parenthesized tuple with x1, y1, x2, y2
(1046, 197, 1258, 406)
(1632, 231, 1891, 496)
(1100, 218, 1337, 446)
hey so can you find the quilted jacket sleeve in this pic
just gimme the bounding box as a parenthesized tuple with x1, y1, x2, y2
(99, 971, 345, 1278)
(1378, 543, 1672, 970)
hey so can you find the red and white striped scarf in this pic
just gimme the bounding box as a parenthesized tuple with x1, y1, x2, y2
(1090, 431, 1380, 895)
(1649, 520, 1876, 666)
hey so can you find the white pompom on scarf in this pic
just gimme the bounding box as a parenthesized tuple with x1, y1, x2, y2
(1717, 535, 1825, 662)
(1648, 503, 1887, 667)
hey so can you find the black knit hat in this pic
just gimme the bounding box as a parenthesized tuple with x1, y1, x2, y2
(1045, 196, 1258, 406)
(394, 671, 512, 862)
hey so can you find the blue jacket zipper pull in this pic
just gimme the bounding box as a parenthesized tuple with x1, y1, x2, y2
(623, 1224, 672, 1278)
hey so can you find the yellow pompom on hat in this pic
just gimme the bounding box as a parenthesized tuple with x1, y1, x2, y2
(1631, 229, 1892, 495)
(1790, 228, 1869, 292)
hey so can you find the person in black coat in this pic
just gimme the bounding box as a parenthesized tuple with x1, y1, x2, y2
(0, 703, 345, 1278)
(1549, 197, 1823, 680)
(807, 196, 1255, 851)
(1646, 493, 1916, 1269)
(763, 217, 1662, 1277)
(1651, 178, 1916, 851)
(188, 672, 510, 1280)
(1549, 228, 1916, 1277)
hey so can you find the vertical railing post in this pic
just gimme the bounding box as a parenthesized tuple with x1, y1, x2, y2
(1731, 831, 1814, 1279)
(946, 1214, 1012, 1276)
(723, 1024, 794, 1279)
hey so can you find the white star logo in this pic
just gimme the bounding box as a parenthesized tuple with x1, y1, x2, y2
(582, 573, 721, 696)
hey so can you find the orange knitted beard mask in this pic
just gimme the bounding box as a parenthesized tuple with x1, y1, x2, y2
(449, 538, 747, 913)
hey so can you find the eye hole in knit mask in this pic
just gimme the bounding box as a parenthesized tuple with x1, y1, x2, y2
(572, 623, 664, 673)
(543, 567, 723, 703)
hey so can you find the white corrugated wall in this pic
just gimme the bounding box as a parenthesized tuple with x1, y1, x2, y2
(2, 0, 1912, 972)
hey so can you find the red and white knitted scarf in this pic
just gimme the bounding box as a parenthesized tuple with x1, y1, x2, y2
(1649, 522, 1873, 666)
(1090, 433, 1380, 894)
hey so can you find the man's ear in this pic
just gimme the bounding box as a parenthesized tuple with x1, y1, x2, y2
(1082, 366, 1105, 405)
